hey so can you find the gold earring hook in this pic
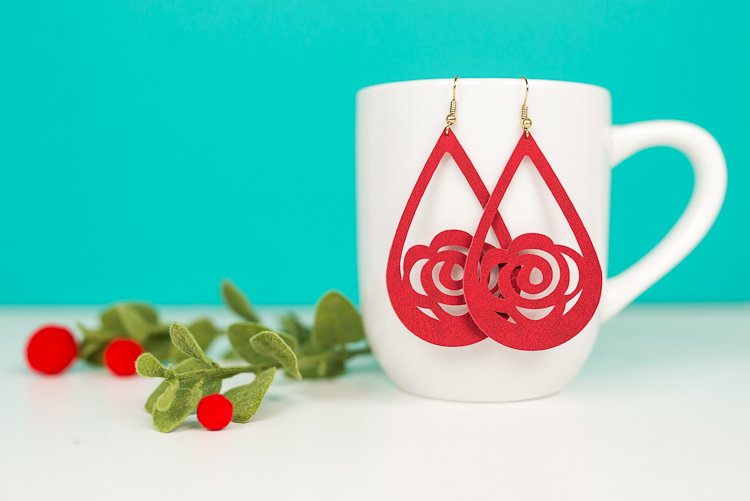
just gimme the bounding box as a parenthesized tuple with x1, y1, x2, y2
(520, 76, 532, 137)
(445, 75, 459, 134)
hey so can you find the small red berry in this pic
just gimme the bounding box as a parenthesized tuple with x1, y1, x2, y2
(197, 394, 233, 431)
(104, 338, 144, 376)
(26, 325, 78, 375)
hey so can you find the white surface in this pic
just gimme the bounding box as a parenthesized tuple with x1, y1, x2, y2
(1, 305, 749, 501)
(356, 78, 726, 400)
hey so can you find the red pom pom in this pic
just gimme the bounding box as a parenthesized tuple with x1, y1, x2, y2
(197, 394, 233, 431)
(26, 325, 78, 375)
(104, 339, 144, 376)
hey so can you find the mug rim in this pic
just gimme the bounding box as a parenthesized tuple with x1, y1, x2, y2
(357, 77, 610, 100)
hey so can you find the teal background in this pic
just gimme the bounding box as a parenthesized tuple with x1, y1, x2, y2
(1, 1, 747, 305)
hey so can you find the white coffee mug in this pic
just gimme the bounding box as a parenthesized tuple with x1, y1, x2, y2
(356, 78, 726, 402)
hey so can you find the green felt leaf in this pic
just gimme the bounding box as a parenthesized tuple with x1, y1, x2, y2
(188, 318, 220, 340)
(144, 359, 203, 413)
(311, 291, 365, 350)
(298, 352, 347, 378)
(145, 379, 171, 414)
(77, 333, 106, 363)
(169, 317, 221, 362)
(155, 378, 179, 412)
(203, 377, 222, 396)
(135, 353, 167, 377)
(227, 323, 270, 364)
(100, 306, 125, 332)
(224, 368, 276, 423)
(118, 305, 152, 342)
(100, 303, 156, 341)
(128, 303, 159, 324)
(169, 322, 215, 366)
(221, 280, 260, 322)
(251, 331, 301, 380)
(78, 323, 116, 342)
(145, 323, 171, 338)
(77, 324, 120, 364)
(78, 342, 106, 364)
(143, 334, 172, 361)
(152, 379, 204, 433)
(228, 323, 298, 365)
(280, 313, 311, 345)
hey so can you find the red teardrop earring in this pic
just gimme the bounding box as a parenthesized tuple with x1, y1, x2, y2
(386, 76, 509, 347)
(463, 77, 603, 351)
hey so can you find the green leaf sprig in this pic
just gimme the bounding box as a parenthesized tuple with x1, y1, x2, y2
(221, 281, 369, 378)
(77, 303, 221, 365)
(137, 322, 297, 432)
(128, 280, 368, 432)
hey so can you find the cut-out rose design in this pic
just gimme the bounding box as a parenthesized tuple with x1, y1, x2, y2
(478, 233, 583, 322)
(403, 229, 498, 317)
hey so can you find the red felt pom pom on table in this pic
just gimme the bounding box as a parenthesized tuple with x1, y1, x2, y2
(104, 338, 144, 376)
(25, 325, 78, 375)
(197, 394, 233, 431)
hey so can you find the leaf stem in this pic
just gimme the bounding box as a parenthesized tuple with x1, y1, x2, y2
(176, 364, 266, 381)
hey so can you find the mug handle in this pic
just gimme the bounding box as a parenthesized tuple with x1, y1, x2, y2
(601, 120, 727, 321)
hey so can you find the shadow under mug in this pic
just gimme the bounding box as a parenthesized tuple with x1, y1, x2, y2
(356, 78, 726, 402)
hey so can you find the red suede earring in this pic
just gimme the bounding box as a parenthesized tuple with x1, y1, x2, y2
(463, 77, 603, 351)
(386, 76, 507, 347)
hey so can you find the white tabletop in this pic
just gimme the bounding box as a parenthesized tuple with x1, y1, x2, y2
(1, 305, 749, 500)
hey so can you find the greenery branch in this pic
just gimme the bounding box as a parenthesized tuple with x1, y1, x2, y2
(76, 280, 368, 432)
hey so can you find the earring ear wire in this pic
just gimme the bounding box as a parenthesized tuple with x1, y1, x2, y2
(520, 76, 532, 137)
(445, 75, 459, 134)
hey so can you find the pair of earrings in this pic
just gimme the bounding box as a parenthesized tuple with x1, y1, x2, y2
(386, 77, 603, 351)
